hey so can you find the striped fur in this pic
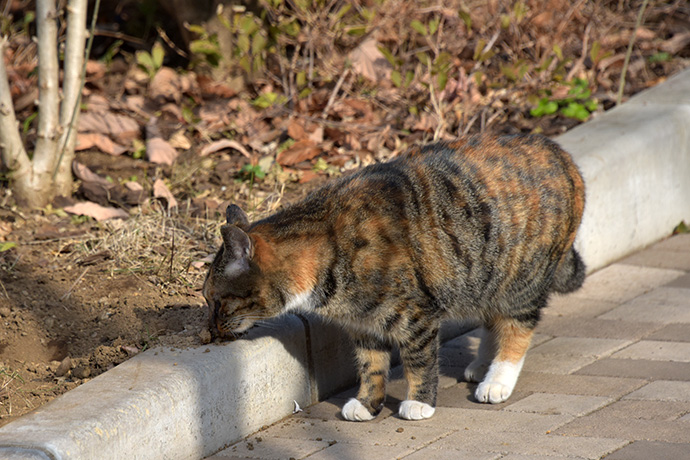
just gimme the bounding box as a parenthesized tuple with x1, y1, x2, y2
(203, 133, 586, 420)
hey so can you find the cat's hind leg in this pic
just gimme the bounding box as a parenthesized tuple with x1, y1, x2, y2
(342, 335, 392, 422)
(398, 326, 440, 420)
(464, 326, 496, 383)
(474, 316, 534, 404)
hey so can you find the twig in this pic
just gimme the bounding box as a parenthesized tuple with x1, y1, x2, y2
(320, 68, 350, 119)
(169, 227, 175, 282)
(566, 23, 592, 82)
(0, 278, 9, 300)
(156, 25, 188, 58)
(617, 0, 649, 105)
(61, 267, 89, 300)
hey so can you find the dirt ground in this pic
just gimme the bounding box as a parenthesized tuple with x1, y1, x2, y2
(1, 0, 689, 427)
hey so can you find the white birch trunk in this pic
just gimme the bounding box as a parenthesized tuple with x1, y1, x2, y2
(55, 0, 88, 195)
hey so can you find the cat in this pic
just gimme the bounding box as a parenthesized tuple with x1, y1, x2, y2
(203, 133, 586, 421)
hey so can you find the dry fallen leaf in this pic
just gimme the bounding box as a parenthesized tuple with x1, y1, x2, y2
(147, 137, 179, 165)
(76, 132, 128, 156)
(78, 111, 140, 143)
(200, 139, 252, 158)
(276, 139, 322, 166)
(153, 179, 178, 209)
(348, 37, 392, 82)
(64, 202, 129, 221)
(72, 161, 111, 186)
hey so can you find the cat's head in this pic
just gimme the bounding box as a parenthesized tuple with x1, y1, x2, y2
(203, 205, 276, 339)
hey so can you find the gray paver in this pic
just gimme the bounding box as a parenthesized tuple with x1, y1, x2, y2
(604, 441, 690, 460)
(611, 340, 690, 362)
(544, 296, 619, 318)
(555, 413, 690, 443)
(577, 358, 690, 381)
(432, 431, 627, 459)
(620, 249, 690, 270)
(599, 287, 690, 324)
(568, 264, 684, 304)
(589, 399, 690, 421)
(536, 316, 661, 340)
(213, 437, 331, 459)
(515, 372, 647, 399)
(522, 353, 597, 375)
(503, 393, 611, 417)
(529, 337, 631, 358)
(402, 446, 500, 460)
(664, 272, 690, 289)
(304, 442, 415, 460)
(645, 323, 690, 342)
(623, 381, 690, 402)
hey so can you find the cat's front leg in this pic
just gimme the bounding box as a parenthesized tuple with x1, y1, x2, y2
(342, 335, 392, 422)
(398, 327, 439, 420)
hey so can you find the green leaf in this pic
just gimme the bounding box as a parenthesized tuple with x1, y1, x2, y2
(429, 17, 440, 36)
(377, 46, 399, 67)
(252, 34, 267, 55)
(673, 220, 690, 234)
(136, 51, 155, 72)
(530, 98, 558, 117)
(458, 9, 472, 30)
(151, 42, 165, 69)
(560, 102, 590, 121)
(391, 70, 402, 88)
(553, 43, 563, 61)
(416, 52, 431, 67)
(0, 242, 16, 252)
(410, 19, 428, 36)
(648, 52, 671, 63)
(334, 4, 351, 20)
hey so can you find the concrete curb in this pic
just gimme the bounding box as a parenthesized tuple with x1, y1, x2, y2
(1, 67, 689, 459)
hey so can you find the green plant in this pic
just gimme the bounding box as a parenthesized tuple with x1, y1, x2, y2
(238, 163, 266, 185)
(0, 242, 16, 252)
(136, 41, 165, 78)
(530, 78, 599, 121)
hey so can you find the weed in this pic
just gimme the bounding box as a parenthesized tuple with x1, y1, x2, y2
(531, 79, 599, 121)
(136, 41, 165, 78)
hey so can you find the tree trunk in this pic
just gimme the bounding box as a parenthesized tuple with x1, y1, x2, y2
(55, 0, 88, 196)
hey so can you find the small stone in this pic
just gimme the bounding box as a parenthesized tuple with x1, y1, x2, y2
(199, 329, 212, 344)
(396, 427, 404, 433)
(72, 365, 91, 379)
(55, 356, 72, 377)
(0, 307, 11, 317)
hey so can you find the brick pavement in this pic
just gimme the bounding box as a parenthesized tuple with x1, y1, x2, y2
(206, 234, 690, 460)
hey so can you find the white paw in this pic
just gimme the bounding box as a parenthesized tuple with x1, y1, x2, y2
(398, 400, 435, 420)
(474, 359, 523, 404)
(464, 359, 489, 383)
(342, 398, 375, 422)
(475, 381, 514, 404)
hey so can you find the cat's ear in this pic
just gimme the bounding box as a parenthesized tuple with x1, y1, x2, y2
(220, 224, 253, 277)
(226, 204, 249, 230)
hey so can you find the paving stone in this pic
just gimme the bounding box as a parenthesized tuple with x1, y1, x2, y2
(555, 411, 690, 443)
(599, 287, 690, 324)
(529, 337, 630, 358)
(254, 417, 454, 450)
(664, 272, 690, 289)
(620, 249, 690, 270)
(569, 264, 684, 304)
(379, 407, 574, 434)
(401, 446, 500, 460)
(679, 412, 690, 421)
(522, 353, 596, 375)
(499, 456, 589, 460)
(644, 323, 690, 342)
(215, 437, 331, 459)
(577, 358, 690, 381)
(545, 296, 619, 318)
(433, 430, 627, 459)
(612, 340, 690, 362)
(604, 440, 690, 460)
(435, 382, 529, 410)
(623, 381, 690, 402)
(536, 316, 661, 340)
(503, 393, 611, 417)
(305, 442, 415, 460)
(590, 399, 690, 421)
(515, 372, 647, 399)
(651, 234, 690, 252)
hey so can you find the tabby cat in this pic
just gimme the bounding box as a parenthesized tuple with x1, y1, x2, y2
(203, 133, 586, 421)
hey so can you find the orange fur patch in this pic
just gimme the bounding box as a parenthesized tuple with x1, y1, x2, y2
(492, 318, 534, 364)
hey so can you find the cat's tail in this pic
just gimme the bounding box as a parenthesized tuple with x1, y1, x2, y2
(551, 247, 586, 294)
